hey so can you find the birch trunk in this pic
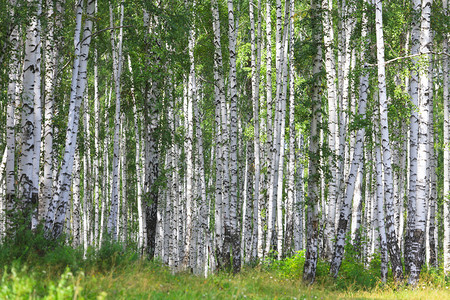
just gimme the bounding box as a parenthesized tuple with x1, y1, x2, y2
(322, 0, 338, 261)
(47, 0, 94, 239)
(211, 0, 227, 269)
(375, 136, 389, 283)
(6, 0, 20, 229)
(294, 135, 304, 252)
(19, 0, 41, 225)
(182, 28, 196, 269)
(249, 0, 262, 263)
(93, 39, 100, 249)
(406, 0, 421, 274)
(285, 0, 296, 256)
(330, 68, 368, 278)
(108, 1, 124, 240)
(226, 0, 240, 272)
(375, 0, 403, 280)
(41, 0, 62, 222)
(263, 0, 273, 259)
(303, 0, 322, 283)
(194, 99, 208, 274)
(409, 0, 432, 285)
(73, 149, 81, 247)
(443, 0, 450, 275)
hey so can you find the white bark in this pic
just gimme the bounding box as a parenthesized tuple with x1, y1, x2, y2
(330, 68, 368, 278)
(443, 0, 450, 275)
(108, 1, 124, 240)
(303, 0, 322, 283)
(285, 0, 295, 256)
(406, 0, 421, 274)
(194, 99, 208, 274)
(249, 0, 262, 263)
(322, 0, 338, 260)
(93, 0, 100, 249)
(226, 0, 240, 272)
(409, 0, 433, 285)
(47, 0, 95, 239)
(211, 0, 228, 269)
(182, 28, 195, 269)
(375, 139, 389, 283)
(6, 0, 20, 228)
(73, 149, 81, 247)
(262, 0, 273, 259)
(375, 0, 403, 280)
(294, 135, 304, 252)
(19, 0, 41, 222)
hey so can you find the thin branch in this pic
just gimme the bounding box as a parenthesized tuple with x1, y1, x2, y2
(367, 51, 450, 67)
(80, 25, 132, 45)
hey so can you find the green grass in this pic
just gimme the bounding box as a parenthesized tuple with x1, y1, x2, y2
(1, 232, 450, 299)
(2, 260, 450, 299)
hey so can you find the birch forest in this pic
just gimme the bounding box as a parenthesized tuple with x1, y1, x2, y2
(0, 0, 450, 292)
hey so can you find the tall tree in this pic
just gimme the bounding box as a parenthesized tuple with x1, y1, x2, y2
(409, 0, 433, 285)
(303, 0, 322, 284)
(375, 0, 403, 280)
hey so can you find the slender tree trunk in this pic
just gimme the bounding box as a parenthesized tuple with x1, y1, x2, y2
(5, 0, 20, 231)
(92, 0, 100, 249)
(249, 0, 262, 263)
(211, 0, 227, 269)
(108, 1, 124, 240)
(71, 147, 80, 248)
(322, 0, 338, 261)
(263, 0, 273, 260)
(406, 0, 421, 275)
(19, 0, 42, 226)
(182, 27, 196, 269)
(226, 0, 240, 273)
(409, 0, 432, 285)
(375, 133, 389, 283)
(330, 67, 368, 278)
(443, 0, 450, 275)
(41, 0, 62, 222)
(47, 0, 95, 239)
(285, 0, 296, 256)
(375, 0, 403, 280)
(294, 135, 304, 252)
(303, 0, 322, 283)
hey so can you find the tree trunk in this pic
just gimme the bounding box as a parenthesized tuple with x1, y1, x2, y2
(108, 1, 124, 241)
(409, 0, 432, 285)
(19, 0, 41, 227)
(303, 0, 322, 284)
(330, 68, 368, 278)
(322, 0, 338, 261)
(47, 0, 95, 239)
(443, 0, 450, 275)
(375, 0, 403, 280)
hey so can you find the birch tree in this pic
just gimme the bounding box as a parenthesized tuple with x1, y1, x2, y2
(19, 0, 41, 225)
(375, 0, 403, 280)
(46, 0, 95, 239)
(409, 0, 433, 285)
(107, 0, 125, 241)
(444, 0, 450, 275)
(303, 0, 322, 284)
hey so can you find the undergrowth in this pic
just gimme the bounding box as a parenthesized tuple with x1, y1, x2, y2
(1, 229, 450, 299)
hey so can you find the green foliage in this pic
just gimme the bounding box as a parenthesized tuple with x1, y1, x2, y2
(0, 266, 83, 299)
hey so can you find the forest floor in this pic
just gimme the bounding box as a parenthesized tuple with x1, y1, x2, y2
(1, 237, 450, 299)
(1, 260, 450, 299)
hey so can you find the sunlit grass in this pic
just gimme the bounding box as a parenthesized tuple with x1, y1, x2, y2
(2, 261, 450, 299)
(1, 233, 450, 299)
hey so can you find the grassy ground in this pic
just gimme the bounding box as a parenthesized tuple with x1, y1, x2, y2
(1, 234, 450, 299)
(2, 257, 450, 299)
